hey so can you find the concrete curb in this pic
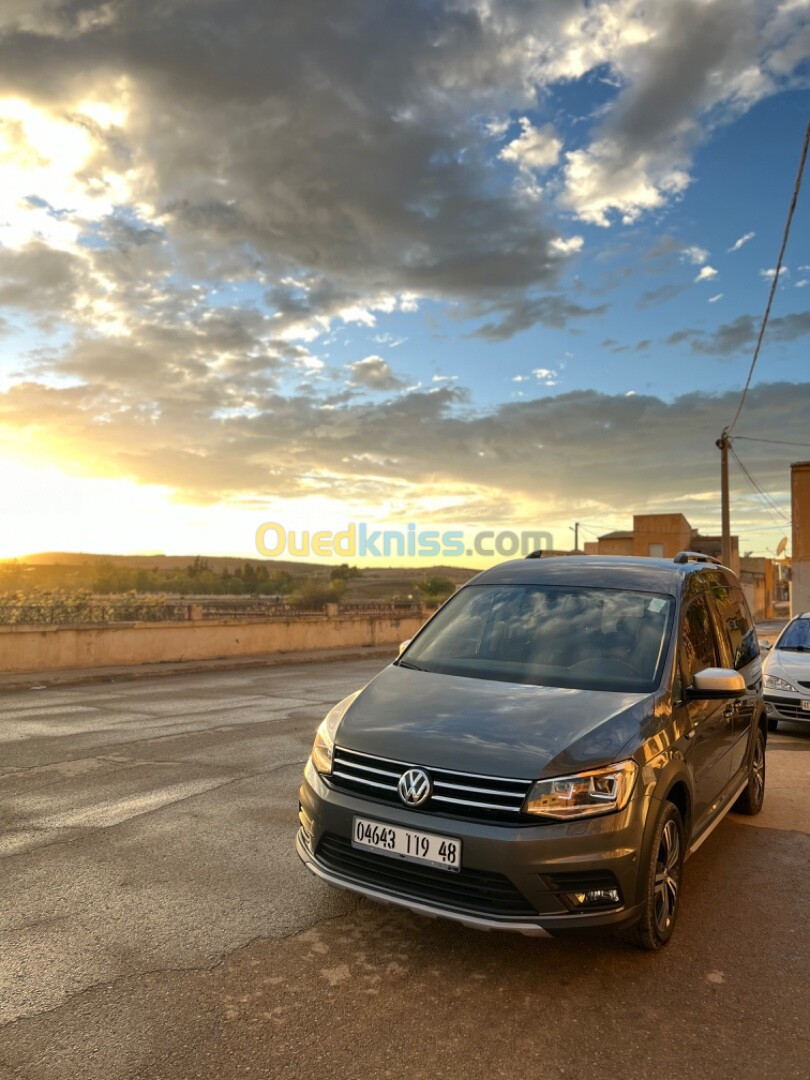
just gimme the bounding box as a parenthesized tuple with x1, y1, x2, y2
(0, 645, 397, 693)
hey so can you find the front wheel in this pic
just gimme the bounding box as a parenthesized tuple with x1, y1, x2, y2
(733, 726, 766, 815)
(767, 714, 779, 732)
(624, 801, 684, 951)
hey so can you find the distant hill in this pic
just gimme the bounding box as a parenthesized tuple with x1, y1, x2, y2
(16, 552, 326, 575)
(6, 553, 479, 600)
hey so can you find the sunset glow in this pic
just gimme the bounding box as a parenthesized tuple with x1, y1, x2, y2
(0, 1, 807, 565)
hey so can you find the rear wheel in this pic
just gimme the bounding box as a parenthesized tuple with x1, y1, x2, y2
(733, 725, 766, 815)
(624, 801, 684, 951)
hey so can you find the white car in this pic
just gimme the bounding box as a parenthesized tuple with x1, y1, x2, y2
(762, 612, 810, 730)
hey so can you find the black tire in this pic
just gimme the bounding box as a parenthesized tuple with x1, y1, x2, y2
(624, 801, 684, 951)
(733, 725, 766, 815)
(767, 714, 779, 733)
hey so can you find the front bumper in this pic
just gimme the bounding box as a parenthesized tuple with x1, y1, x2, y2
(764, 692, 810, 723)
(297, 758, 649, 937)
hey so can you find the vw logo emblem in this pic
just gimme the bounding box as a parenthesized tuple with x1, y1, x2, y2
(398, 767, 432, 807)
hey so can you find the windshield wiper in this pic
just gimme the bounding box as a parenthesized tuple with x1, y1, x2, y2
(778, 644, 809, 652)
(397, 658, 427, 671)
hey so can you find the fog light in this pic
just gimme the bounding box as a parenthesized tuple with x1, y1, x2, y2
(564, 888, 622, 910)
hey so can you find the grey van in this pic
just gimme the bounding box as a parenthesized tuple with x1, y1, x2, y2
(297, 554, 766, 949)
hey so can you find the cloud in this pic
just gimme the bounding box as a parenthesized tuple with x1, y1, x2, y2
(0, 0, 803, 359)
(682, 245, 709, 266)
(548, 235, 585, 256)
(499, 118, 563, 172)
(347, 356, 405, 392)
(667, 311, 810, 355)
(694, 266, 719, 283)
(708, 293, 724, 303)
(0, 0, 602, 343)
(636, 282, 688, 309)
(1, 372, 806, 514)
(472, 295, 608, 340)
(0, 242, 81, 317)
(728, 231, 755, 252)
(558, 0, 799, 226)
(760, 266, 789, 280)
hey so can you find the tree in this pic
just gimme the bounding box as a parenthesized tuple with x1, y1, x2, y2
(330, 564, 360, 582)
(415, 576, 455, 599)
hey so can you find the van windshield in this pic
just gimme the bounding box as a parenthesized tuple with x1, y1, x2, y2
(399, 584, 674, 692)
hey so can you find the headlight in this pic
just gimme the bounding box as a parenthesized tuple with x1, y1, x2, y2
(764, 674, 797, 693)
(310, 691, 360, 775)
(524, 760, 638, 820)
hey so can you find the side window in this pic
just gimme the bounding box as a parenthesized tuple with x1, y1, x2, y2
(681, 597, 720, 686)
(711, 586, 759, 670)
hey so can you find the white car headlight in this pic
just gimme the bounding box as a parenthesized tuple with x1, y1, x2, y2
(311, 691, 360, 775)
(764, 674, 797, 693)
(524, 760, 638, 820)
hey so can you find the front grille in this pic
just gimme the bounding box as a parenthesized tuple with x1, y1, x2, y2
(316, 833, 537, 918)
(330, 746, 532, 823)
(765, 694, 810, 720)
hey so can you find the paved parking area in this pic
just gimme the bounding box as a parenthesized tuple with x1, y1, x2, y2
(0, 659, 807, 1079)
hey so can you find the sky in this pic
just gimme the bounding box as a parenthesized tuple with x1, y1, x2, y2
(0, 0, 808, 565)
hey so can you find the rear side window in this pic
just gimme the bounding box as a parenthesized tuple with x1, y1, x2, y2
(710, 585, 759, 670)
(680, 597, 720, 685)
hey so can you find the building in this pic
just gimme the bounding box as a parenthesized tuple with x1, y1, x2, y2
(791, 461, 810, 616)
(589, 513, 740, 575)
(739, 557, 775, 622)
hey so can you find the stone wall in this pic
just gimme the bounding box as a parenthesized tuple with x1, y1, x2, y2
(0, 612, 427, 674)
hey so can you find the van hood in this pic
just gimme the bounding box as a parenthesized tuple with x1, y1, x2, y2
(336, 664, 652, 780)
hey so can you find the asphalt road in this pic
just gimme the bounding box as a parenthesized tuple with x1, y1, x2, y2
(0, 659, 807, 1080)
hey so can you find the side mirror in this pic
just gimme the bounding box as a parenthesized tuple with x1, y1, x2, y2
(688, 667, 746, 699)
(398, 639, 411, 655)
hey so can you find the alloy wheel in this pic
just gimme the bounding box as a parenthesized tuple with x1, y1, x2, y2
(653, 819, 680, 935)
(752, 736, 765, 805)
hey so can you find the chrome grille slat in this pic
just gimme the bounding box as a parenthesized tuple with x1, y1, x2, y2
(331, 770, 397, 791)
(331, 746, 532, 822)
(339, 760, 402, 780)
(432, 780, 523, 798)
(430, 794, 523, 812)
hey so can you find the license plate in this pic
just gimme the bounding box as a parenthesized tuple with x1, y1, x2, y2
(802, 700, 810, 712)
(352, 816, 461, 872)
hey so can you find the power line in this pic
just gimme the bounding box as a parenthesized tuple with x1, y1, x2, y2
(724, 119, 810, 437)
(734, 449, 790, 524)
(736, 522, 792, 533)
(734, 435, 810, 449)
(729, 444, 791, 526)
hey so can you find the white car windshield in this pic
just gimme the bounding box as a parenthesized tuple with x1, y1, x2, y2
(775, 618, 810, 651)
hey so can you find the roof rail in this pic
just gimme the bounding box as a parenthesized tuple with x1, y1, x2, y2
(673, 551, 722, 565)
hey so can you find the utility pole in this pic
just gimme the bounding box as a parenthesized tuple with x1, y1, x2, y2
(572, 522, 579, 553)
(716, 432, 731, 568)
